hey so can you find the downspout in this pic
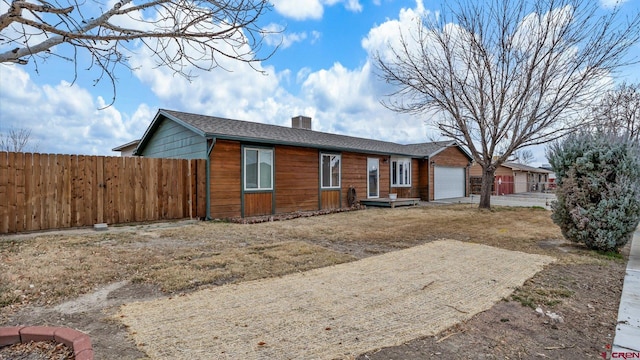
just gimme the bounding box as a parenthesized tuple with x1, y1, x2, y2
(205, 137, 216, 220)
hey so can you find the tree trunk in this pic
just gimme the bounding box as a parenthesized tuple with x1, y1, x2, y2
(479, 165, 496, 209)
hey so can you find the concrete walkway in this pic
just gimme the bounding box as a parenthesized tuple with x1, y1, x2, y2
(613, 227, 640, 354)
(435, 192, 556, 210)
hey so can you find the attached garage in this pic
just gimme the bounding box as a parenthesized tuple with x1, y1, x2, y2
(434, 166, 466, 200)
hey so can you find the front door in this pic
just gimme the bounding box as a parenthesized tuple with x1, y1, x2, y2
(368, 158, 379, 198)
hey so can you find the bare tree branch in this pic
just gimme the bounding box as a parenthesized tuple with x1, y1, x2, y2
(509, 149, 535, 164)
(374, 0, 640, 208)
(0, 0, 278, 105)
(0, 127, 39, 152)
(588, 82, 640, 142)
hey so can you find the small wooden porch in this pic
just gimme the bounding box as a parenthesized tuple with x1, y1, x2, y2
(359, 197, 421, 208)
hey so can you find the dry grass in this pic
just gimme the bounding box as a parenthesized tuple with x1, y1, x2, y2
(0, 204, 614, 312)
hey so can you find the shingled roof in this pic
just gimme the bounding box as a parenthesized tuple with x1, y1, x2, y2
(136, 109, 471, 159)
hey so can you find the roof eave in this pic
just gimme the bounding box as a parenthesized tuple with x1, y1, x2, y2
(112, 139, 140, 151)
(204, 133, 421, 158)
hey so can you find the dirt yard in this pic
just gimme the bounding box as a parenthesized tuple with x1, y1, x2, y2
(0, 204, 628, 359)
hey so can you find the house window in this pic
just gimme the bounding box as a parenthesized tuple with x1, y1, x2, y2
(391, 158, 411, 187)
(244, 148, 273, 190)
(321, 154, 341, 188)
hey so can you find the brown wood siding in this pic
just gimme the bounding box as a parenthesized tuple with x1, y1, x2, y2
(428, 147, 471, 201)
(378, 156, 390, 199)
(321, 190, 341, 209)
(210, 140, 242, 218)
(244, 192, 273, 217)
(340, 153, 389, 203)
(275, 146, 319, 213)
(418, 159, 429, 200)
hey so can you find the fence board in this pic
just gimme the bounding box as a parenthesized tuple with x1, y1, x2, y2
(7, 152, 16, 233)
(121, 156, 132, 223)
(72, 155, 81, 227)
(146, 158, 156, 221)
(0, 153, 206, 234)
(161, 158, 169, 218)
(81, 156, 96, 226)
(132, 157, 141, 222)
(30, 154, 42, 230)
(0, 152, 8, 233)
(41, 154, 52, 230)
(52, 154, 59, 229)
(104, 156, 115, 225)
(57, 155, 71, 228)
(115, 156, 124, 223)
(86, 156, 97, 224)
(14, 152, 25, 232)
(177, 160, 185, 218)
(24, 153, 33, 231)
(96, 156, 104, 224)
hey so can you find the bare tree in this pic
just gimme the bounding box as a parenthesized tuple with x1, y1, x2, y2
(0, 128, 39, 152)
(375, 0, 640, 208)
(0, 0, 275, 104)
(509, 149, 535, 165)
(590, 82, 640, 142)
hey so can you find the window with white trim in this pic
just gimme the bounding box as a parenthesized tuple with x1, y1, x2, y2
(391, 158, 411, 187)
(244, 148, 273, 190)
(321, 153, 341, 188)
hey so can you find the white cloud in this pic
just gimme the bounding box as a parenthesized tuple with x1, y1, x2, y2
(344, 0, 363, 12)
(0, 64, 147, 155)
(126, 0, 431, 144)
(271, 0, 363, 20)
(362, 1, 431, 62)
(1, 0, 437, 159)
(600, 0, 629, 8)
(124, 0, 433, 144)
(310, 31, 322, 44)
(263, 24, 309, 49)
(128, 32, 306, 126)
(302, 62, 377, 114)
(299, 61, 430, 144)
(296, 67, 313, 84)
(271, 0, 324, 20)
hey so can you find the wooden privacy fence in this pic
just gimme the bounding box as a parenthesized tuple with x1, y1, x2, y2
(0, 152, 207, 234)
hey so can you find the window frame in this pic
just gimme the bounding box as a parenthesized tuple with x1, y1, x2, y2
(243, 147, 274, 191)
(320, 153, 341, 189)
(390, 157, 412, 187)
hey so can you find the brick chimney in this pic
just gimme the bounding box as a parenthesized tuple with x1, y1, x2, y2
(291, 116, 312, 130)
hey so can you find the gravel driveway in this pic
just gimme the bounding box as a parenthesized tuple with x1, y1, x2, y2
(118, 239, 554, 359)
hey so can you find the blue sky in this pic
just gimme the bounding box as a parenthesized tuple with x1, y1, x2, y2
(0, 0, 638, 166)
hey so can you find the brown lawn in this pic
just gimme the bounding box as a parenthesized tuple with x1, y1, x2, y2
(0, 205, 620, 313)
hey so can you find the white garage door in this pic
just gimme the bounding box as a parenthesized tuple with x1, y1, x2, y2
(434, 166, 465, 200)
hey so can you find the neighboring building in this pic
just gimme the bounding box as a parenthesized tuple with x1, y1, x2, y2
(112, 139, 140, 157)
(539, 164, 556, 190)
(470, 162, 552, 195)
(134, 109, 473, 219)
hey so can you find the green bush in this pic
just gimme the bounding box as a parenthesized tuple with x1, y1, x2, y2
(547, 133, 640, 252)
